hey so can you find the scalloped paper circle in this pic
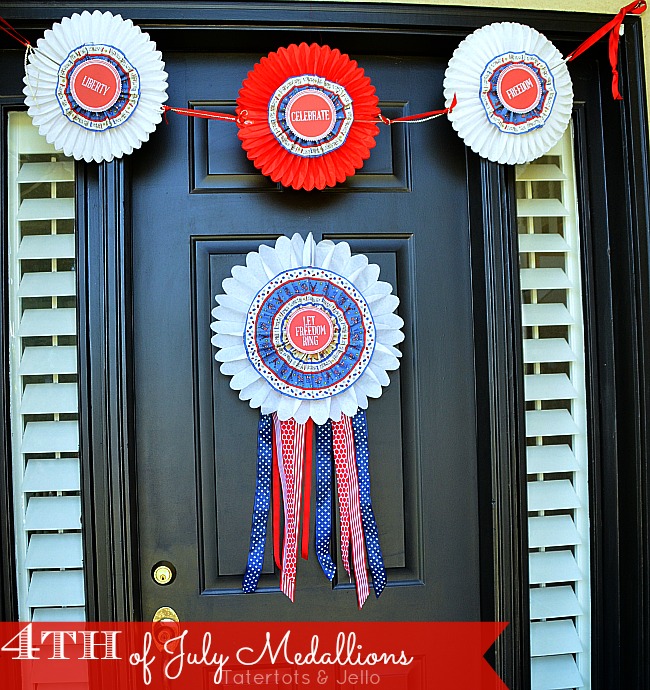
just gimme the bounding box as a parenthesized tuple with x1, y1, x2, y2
(443, 22, 573, 165)
(23, 10, 168, 163)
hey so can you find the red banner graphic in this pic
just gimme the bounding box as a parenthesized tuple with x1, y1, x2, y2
(0, 622, 508, 689)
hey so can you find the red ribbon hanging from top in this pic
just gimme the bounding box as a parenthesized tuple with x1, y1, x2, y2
(566, 0, 647, 100)
(0, 16, 31, 48)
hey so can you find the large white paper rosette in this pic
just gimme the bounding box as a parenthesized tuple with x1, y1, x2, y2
(210, 234, 403, 425)
(443, 22, 573, 165)
(23, 11, 168, 163)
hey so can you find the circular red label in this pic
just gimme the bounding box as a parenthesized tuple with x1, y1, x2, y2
(496, 64, 542, 114)
(70, 59, 121, 112)
(285, 90, 336, 141)
(286, 307, 334, 354)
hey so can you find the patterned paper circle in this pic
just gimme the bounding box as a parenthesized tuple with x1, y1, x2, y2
(57, 45, 140, 131)
(245, 267, 375, 400)
(480, 52, 555, 134)
(269, 76, 354, 157)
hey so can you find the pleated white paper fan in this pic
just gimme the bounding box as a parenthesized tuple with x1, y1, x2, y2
(444, 22, 573, 165)
(23, 11, 168, 163)
(210, 233, 404, 425)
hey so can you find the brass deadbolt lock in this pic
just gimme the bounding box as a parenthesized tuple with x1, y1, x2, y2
(152, 561, 176, 586)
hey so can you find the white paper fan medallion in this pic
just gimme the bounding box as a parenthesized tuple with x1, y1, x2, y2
(210, 234, 404, 425)
(443, 22, 573, 165)
(23, 11, 168, 163)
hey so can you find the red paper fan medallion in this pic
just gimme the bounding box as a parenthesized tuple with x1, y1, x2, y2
(236, 43, 380, 191)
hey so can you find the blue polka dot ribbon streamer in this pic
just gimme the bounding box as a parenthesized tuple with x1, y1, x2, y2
(242, 414, 273, 593)
(352, 410, 387, 598)
(315, 421, 336, 581)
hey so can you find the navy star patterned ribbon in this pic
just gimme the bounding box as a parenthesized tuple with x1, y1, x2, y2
(315, 421, 336, 581)
(242, 413, 273, 593)
(352, 410, 387, 598)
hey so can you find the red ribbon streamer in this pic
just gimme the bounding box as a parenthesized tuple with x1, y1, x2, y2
(332, 420, 351, 576)
(272, 423, 282, 571)
(332, 415, 370, 609)
(566, 0, 647, 100)
(0, 16, 31, 48)
(277, 417, 306, 601)
(301, 419, 313, 561)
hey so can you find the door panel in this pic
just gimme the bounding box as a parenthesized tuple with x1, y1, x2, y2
(131, 50, 480, 620)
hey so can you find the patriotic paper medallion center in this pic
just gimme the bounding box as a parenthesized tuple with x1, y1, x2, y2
(269, 75, 354, 157)
(57, 45, 140, 131)
(286, 307, 334, 354)
(480, 52, 555, 134)
(245, 267, 375, 400)
(285, 89, 337, 141)
(496, 64, 541, 113)
(69, 58, 121, 111)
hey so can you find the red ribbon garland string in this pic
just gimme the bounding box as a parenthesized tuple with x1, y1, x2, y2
(162, 96, 457, 127)
(566, 0, 647, 100)
(162, 104, 243, 123)
(377, 93, 458, 124)
(0, 16, 31, 48)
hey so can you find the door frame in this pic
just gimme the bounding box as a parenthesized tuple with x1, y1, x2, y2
(0, 3, 648, 688)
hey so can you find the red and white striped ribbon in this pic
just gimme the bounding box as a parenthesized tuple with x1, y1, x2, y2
(332, 421, 351, 576)
(275, 415, 306, 601)
(332, 415, 370, 608)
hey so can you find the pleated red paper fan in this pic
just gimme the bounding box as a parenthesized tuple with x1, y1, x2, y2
(236, 43, 380, 191)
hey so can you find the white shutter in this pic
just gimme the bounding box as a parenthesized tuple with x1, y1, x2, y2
(7, 111, 85, 621)
(516, 128, 590, 689)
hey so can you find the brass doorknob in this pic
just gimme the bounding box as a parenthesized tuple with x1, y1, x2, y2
(152, 606, 180, 652)
(152, 606, 179, 624)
